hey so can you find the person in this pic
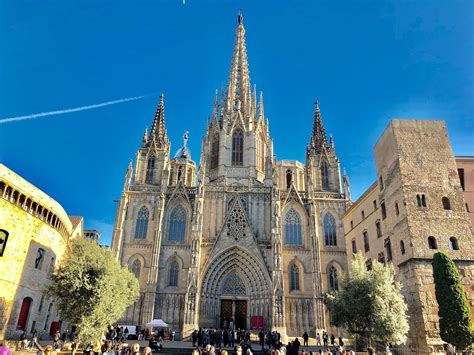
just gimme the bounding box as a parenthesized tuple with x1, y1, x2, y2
(148, 335, 162, 352)
(323, 332, 328, 347)
(20, 331, 28, 349)
(233, 345, 243, 355)
(0, 342, 11, 355)
(35, 343, 56, 355)
(302, 332, 309, 347)
(124, 327, 129, 341)
(316, 333, 321, 347)
(142, 347, 152, 355)
(192, 347, 201, 355)
(102, 341, 114, 355)
(330, 334, 335, 346)
(258, 330, 265, 350)
(325, 349, 332, 355)
(294, 338, 301, 353)
(192, 330, 198, 347)
(131, 343, 140, 355)
(171, 329, 176, 341)
(220, 351, 228, 355)
(338, 337, 344, 347)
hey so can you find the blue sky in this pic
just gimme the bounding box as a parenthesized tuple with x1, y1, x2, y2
(1, 1, 473, 246)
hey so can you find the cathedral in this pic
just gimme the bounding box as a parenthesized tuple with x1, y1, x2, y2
(111, 14, 350, 340)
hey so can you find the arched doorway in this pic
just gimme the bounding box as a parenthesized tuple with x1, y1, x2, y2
(199, 247, 272, 330)
(17, 297, 32, 331)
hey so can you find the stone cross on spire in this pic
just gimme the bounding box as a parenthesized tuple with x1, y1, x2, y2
(225, 12, 251, 116)
(149, 94, 168, 147)
(311, 99, 329, 153)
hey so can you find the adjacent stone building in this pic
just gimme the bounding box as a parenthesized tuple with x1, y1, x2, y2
(0, 164, 82, 339)
(456, 156, 474, 229)
(111, 14, 350, 339)
(343, 120, 474, 353)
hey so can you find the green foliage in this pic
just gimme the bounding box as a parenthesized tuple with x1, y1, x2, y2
(329, 253, 409, 348)
(432, 252, 473, 350)
(47, 238, 139, 342)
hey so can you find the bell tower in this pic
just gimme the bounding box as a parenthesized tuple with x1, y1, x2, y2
(306, 100, 342, 194)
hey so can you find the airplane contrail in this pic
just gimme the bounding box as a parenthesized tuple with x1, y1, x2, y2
(0, 93, 158, 124)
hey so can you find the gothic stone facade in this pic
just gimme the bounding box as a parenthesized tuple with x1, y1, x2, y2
(111, 15, 350, 340)
(343, 120, 474, 353)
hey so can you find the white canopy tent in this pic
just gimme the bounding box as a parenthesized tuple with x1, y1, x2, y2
(146, 319, 169, 328)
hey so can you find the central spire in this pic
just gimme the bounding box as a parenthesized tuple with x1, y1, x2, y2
(225, 12, 251, 116)
(311, 100, 329, 153)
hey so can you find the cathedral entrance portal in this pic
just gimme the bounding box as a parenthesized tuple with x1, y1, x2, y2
(220, 299, 247, 330)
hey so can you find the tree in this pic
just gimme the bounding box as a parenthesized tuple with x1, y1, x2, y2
(47, 238, 139, 342)
(432, 252, 473, 350)
(327, 253, 409, 349)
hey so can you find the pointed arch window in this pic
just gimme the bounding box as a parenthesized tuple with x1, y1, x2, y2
(324, 213, 337, 246)
(284, 208, 302, 245)
(290, 264, 300, 291)
(168, 205, 187, 242)
(328, 266, 339, 291)
(232, 128, 244, 166)
(130, 259, 141, 278)
(257, 134, 265, 172)
(211, 134, 220, 170)
(321, 162, 329, 190)
(286, 170, 292, 189)
(169, 260, 179, 286)
(134, 206, 149, 239)
(146, 157, 155, 183)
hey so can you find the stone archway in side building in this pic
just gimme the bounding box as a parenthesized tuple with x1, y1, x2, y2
(199, 246, 272, 330)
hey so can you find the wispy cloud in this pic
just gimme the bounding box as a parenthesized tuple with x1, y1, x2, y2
(0, 93, 157, 124)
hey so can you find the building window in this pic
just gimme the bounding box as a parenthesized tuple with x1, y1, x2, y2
(290, 264, 300, 291)
(323, 213, 337, 246)
(328, 266, 339, 291)
(363, 231, 370, 252)
(169, 261, 179, 287)
(361, 210, 365, 220)
(449, 237, 459, 251)
(351, 239, 357, 254)
(231, 128, 244, 166)
(145, 157, 155, 183)
(378, 252, 385, 265)
(168, 205, 187, 242)
(257, 134, 265, 172)
(428, 236, 438, 250)
(458, 168, 465, 191)
(417, 194, 427, 208)
(134, 206, 149, 239)
(381, 201, 387, 219)
(366, 259, 373, 271)
(0, 229, 9, 257)
(321, 162, 329, 190)
(38, 294, 45, 312)
(35, 248, 45, 269)
(210, 134, 219, 170)
(350, 220, 353, 229)
(130, 259, 141, 278)
(442, 197, 451, 210)
(400, 240, 406, 255)
(375, 221, 382, 238)
(379, 176, 384, 190)
(284, 208, 302, 245)
(16, 297, 32, 331)
(385, 238, 392, 262)
(373, 200, 377, 210)
(395, 202, 399, 216)
(286, 170, 292, 189)
(49, 257, 55, 274)
(466, 203, 470, 213)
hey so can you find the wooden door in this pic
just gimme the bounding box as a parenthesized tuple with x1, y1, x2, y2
(221, 300, 233, 328)
(235, 300, 247, 330)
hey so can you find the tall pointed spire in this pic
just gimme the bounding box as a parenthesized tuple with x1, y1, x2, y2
(257, 91, 264, 120)
(225, 12, 251, 116)
(311, 99, 328, 153)
(149, 94, 168, 147)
